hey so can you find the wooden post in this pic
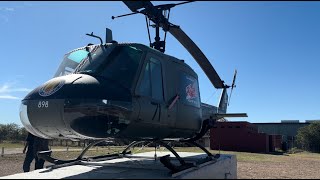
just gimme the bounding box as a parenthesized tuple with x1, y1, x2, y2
(1, 147, 4, 157)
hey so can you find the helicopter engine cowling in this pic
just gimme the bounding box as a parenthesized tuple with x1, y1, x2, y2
(20, 74, 134, 140)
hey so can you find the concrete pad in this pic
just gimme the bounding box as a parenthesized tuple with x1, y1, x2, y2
(1, 151, 237, 179)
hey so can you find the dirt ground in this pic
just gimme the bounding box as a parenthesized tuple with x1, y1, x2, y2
(0, 152, 320, 179)
(238, 158, 320, 179)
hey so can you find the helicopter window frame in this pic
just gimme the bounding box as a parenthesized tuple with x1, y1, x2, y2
(54, 45, 101, 78)
(136, 54, 164, 102)
(137, 61, 152, 97)
(73, 45, 144, 90)
(98, 45, 143, 90)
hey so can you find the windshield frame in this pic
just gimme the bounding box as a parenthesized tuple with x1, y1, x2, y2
(54, 45, 100, 78)
(74, 44, 146, 91)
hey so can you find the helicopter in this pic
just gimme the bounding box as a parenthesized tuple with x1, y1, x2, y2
(19, 1, 247, 174)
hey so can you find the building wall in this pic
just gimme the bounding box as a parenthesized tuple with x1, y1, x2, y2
(253, 123, 310, 137)
(210, 122, 270, 153)
(208, 121, 318, 153)
(253, 122, 313, 150)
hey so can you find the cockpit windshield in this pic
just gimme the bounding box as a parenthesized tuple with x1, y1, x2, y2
(76, 45, 143, 89)
(54, 45, 98, 77)
(54, 44, 144, 89)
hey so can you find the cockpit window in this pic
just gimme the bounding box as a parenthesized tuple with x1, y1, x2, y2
(75, 45, 143, 89)
(67, 50, 89, 63)
(54, 45, 98, 77)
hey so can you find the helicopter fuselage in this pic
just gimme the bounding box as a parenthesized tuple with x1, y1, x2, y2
(20, 43, 203, 141)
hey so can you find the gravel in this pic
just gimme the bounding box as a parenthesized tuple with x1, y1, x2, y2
(238, 158, 320, 179)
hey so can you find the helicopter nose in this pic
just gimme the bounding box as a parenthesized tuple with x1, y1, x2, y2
(19, 102, 51, 139)
(20, 74, 133, 139)
(20, 75, 83, 139)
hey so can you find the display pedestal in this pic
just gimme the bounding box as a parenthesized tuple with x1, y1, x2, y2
(1, 151, 237, 179)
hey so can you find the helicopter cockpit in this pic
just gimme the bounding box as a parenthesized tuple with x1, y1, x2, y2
(54, 44, 143, 90)
(20, 44, 146, 139)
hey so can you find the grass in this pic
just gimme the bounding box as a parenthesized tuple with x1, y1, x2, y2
(47, 146, 292, 163)
(0, 142, 85, 149)
(288, 151, 320, 159)
(0, 142, 25, 148)
(1, 142, 319, 164)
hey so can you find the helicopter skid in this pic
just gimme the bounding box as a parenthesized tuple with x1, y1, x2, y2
(38, 139, 221, 175)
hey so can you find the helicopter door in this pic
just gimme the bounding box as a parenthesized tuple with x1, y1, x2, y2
(136, 54, 166, 125)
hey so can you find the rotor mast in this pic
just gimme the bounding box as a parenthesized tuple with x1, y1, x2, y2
(153, 20, 163, 52)
(115, 1, 228, 89)
(112, 2, 189, 53)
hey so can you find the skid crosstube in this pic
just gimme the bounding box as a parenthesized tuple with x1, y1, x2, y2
(37, 139, 220, 174)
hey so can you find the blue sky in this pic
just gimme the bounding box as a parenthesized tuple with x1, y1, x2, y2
(1, 1, 320, 126)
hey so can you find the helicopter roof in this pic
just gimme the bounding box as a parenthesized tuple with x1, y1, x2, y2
(64, 42, 197, 76)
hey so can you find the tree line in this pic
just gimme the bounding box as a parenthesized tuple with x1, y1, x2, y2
(0, 123, 28, 143)
(0, 123, 93, 147)
(0, 123, 127, 147)
(296, 121, 320, 153)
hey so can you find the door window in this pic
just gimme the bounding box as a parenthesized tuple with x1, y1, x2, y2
(138, 56, 164, 101)
(150, 57, 163, 101)
(138, 63, 151, 96)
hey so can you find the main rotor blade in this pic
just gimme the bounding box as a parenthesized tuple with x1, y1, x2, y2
(168, 26, 224, 89)
(123, 1, 154, 12)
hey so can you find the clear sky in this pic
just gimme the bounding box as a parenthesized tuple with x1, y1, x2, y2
(1, 1, 320, 126)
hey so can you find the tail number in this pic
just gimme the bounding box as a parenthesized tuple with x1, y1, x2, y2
(38, 101, 49, 108)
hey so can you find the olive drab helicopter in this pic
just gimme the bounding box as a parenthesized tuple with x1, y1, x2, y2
(19, 1, 247, 174)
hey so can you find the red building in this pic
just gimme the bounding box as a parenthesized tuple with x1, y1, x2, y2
(210, 121, 282, 153)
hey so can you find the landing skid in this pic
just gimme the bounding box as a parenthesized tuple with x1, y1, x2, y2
(38, 139, 220, 174)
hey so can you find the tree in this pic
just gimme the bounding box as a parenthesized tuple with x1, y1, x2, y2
(0, 124, 8, 143)
(6, 123, 21, 141)
(296, 122, 320, 153)
(0, 123, 29, 143)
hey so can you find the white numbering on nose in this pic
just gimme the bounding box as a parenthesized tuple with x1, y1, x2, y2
(38, 101, 49, 108)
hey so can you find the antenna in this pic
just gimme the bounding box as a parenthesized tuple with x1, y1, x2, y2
(105, 28, 113, 43)
(86, 32, 103, 45)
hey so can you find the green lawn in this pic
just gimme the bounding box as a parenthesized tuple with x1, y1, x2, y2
(0, 142, 25, 148)
(50, 146, 301, 163)
(1, 142, 319, 164)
